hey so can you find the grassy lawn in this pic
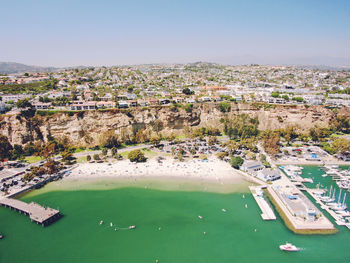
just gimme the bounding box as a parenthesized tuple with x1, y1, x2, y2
(73, 148, 86, 153)
(119, 143, 144, 149)
(24, 156, 42, 164)
(74, 148, 99, 153)
(76, 156, 87, 163)
(141, 148, 159, 158)
(175, 134, 188, 140)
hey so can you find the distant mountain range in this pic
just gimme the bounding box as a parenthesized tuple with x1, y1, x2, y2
(1, 60, 349, 75)
(0, 62, 58, 74)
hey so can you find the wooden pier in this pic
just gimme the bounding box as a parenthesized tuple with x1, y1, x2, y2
(0, 197, 61, 226)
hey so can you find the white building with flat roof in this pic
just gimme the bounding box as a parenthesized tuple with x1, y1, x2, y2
(241, 161, 264, 174)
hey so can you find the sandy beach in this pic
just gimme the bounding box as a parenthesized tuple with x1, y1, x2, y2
(68, 157, 244, 181)
(39, 157, 252, 194)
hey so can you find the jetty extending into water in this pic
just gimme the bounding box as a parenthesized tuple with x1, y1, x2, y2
(0, 197, 61, 226)
(266, 183, 336, 234)
(249, 186, 276, 220)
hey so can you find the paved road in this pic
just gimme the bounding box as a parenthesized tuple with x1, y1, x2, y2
(257, 143, 277, 168)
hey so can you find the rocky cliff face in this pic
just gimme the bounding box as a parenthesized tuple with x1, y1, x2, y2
(0, 103, 347, 146)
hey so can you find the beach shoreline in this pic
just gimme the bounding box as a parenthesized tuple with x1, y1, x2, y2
(26, 157, 252, 196)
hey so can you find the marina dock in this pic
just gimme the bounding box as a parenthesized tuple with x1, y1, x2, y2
(249, 186, 276, 220)
(304, 187, 350, 229)
(0, 198, 61, 226)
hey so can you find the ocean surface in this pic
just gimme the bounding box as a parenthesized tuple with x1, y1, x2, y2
(1, 166, 350, 263)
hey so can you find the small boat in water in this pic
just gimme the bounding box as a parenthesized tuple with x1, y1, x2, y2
(0, 234, 3, 239)
(222, 208, 226, 212)
(129, 225, 136, 229)
(110, 222, 113, 227)
(280, 242, 300, 252)
(198, 215, 203, 219)
(99, 220, 103, 225)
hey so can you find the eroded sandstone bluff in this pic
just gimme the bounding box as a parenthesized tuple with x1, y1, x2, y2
(0, 103, 348, 146)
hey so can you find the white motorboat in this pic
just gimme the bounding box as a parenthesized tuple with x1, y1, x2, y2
(335, 210, 350, 217)
(329, 204, 347, 211)
(279, 242, 300, 252)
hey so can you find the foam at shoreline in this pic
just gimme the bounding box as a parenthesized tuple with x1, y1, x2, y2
(25, 176, 251, 197)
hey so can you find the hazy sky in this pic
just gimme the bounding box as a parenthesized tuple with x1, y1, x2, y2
(1, 0, 350, 67)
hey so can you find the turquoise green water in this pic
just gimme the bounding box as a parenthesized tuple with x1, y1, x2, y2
(1, 170, 350, 263)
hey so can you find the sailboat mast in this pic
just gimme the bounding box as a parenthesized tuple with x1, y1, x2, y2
(338, 189, 342, 204)
(343, 193, 347, 206)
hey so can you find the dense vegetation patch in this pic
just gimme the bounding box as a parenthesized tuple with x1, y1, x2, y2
(0, 79, 58, 94)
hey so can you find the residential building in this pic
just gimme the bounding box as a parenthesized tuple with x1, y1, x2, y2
(137, 100, 149, 107)
(118, 101, 129, 108)
(32, 102, 51, 110)
(96, 101, 116, 108)
(70, 102, 96, 110)
(148, 98, 159, 105)
(199, 97, 211, 102)
(129, 100, 138, 107)
(173, 97, 185, 103)
(159, 98, 170, 105)
(99, 93, 113, 101)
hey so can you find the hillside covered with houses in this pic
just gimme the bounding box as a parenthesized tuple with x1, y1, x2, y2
(0, 63, 350, 114)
